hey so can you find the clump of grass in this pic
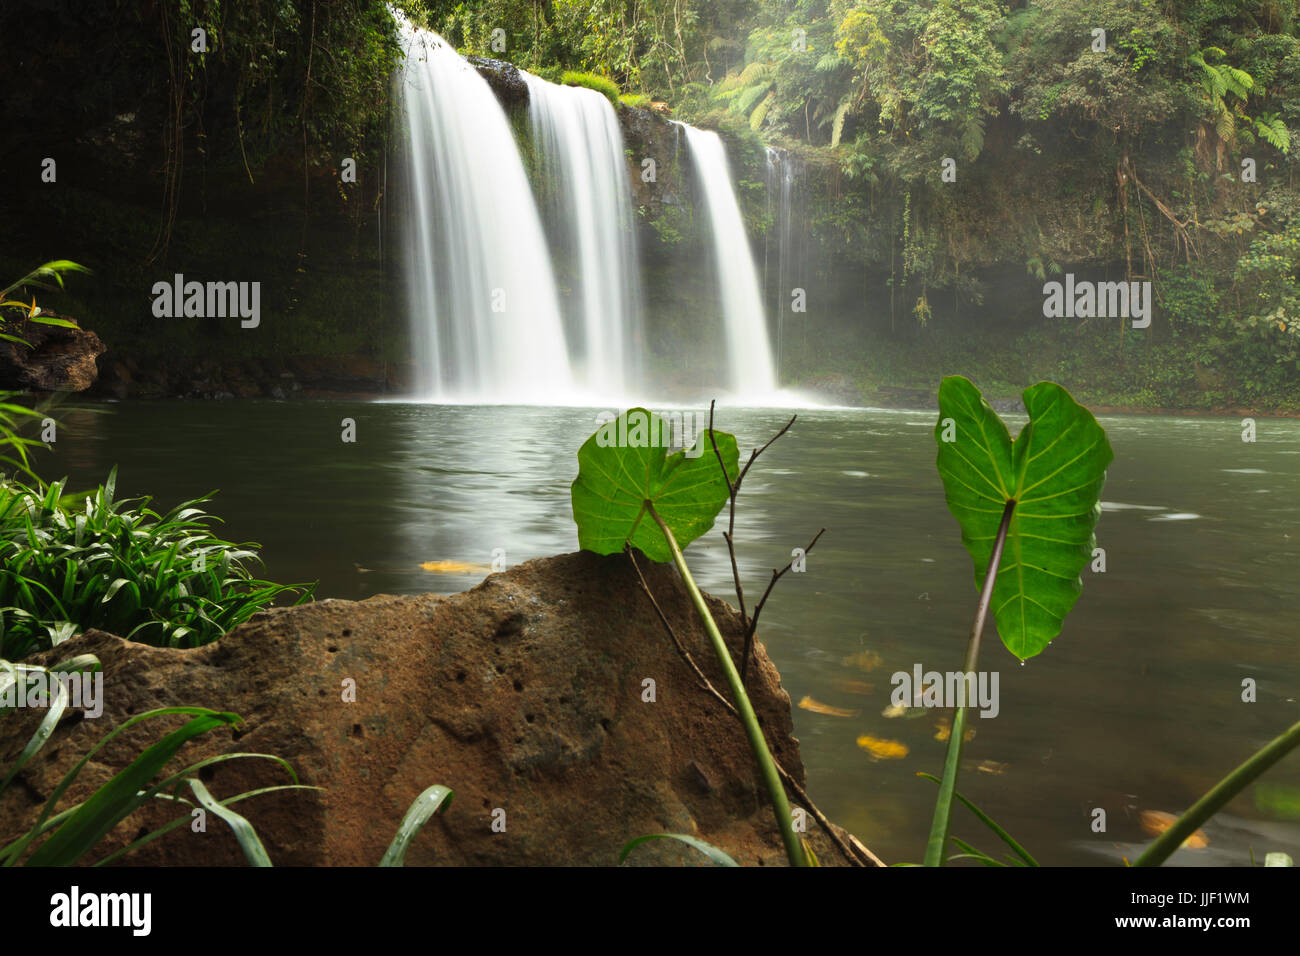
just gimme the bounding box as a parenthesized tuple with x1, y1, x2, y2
(561, 70, 620, 104)
(619, 92, 651, 109)
(0, 469, 313, 658)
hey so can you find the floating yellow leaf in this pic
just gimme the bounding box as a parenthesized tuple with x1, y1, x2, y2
(1139, 810, 1209, 849)
(843, 650, 884, 673)
(798, 696, 859, 718)
(830, 678, 875, 695)
(881, 701, 909, 719)
(933, 719, 976, 743)
(855, 734, 909, 761)
(419, 560, 489, 573)
(975, 759, 1008, 775)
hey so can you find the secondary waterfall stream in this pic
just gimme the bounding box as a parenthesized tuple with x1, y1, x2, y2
(681, 126, 778, 398)
(525, 73, 643, 400)
(397, 17, 779, 404)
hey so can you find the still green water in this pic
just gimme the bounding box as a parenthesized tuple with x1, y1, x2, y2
(38, 401, 1300, 866)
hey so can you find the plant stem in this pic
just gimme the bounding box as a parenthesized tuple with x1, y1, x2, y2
(1133, 716, 1300, 867)
(924, 498, 1015, 867)
(645, 501, 809, 867)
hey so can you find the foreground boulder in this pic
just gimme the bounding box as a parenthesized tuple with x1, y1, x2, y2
(2, 551, 869, 866)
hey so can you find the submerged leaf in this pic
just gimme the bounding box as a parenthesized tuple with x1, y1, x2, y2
(798, 696, 859, 718)
(856, 734, 909, 761)
(1139, 809, 1209, 849)
(843, 649, 884, 672)
(934, 718, 976, 743)
(831, 677, 875, 695)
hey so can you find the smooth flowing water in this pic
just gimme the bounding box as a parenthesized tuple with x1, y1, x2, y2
(525, 73, 643, 399)
(43, 402, 1300, 865)
(397, 21, 780, 406)
(682, 126, 779, 399)
(397, 19, 576, 402)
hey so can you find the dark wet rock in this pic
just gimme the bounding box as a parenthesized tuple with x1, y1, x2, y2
(469, 56, 529, 107)
(0, 314, 105, 392)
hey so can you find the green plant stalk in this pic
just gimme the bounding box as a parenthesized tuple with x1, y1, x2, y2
(924, 499, 1015, 867)
(1134, 716, 1300, 867)
(646, 502, 808, 867)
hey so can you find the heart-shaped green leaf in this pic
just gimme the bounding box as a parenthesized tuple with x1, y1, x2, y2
(571, 408, 739, 563)
(935, 377, 1113, 660)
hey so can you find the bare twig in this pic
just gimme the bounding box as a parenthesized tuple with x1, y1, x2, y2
(741, 527, 825, 682)
(626, 546, 881, 867)
(707, 400, 800, 684)
(626, 544, 732, 709)
(708, 400, 748, 627)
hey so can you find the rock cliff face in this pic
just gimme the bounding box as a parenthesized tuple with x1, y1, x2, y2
(470, 58, 693, 227)
(1, 551, 868, 866)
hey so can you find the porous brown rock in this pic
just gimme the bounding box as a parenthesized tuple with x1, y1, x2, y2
(1, 551, 869, 866)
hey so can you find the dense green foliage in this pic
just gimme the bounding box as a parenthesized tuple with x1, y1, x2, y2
(561, 69, 623, 103)
(0, 472, 312, 658)
(427, 0, 1300, 409)
(3, 2, 1296, 409)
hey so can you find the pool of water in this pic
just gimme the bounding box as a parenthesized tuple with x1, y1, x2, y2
(36, 400, 1300, 866)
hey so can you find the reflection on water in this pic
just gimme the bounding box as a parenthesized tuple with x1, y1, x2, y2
(38, 401, 1300, 866)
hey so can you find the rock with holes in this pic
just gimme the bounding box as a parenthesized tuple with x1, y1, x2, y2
(0, 551, 871, 866)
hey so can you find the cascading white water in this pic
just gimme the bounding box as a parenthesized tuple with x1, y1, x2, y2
(524, 74, 643, 399)
(681, 126, 778, 398)
(765, 146, 806, 382)
(397, 17, 576, 403)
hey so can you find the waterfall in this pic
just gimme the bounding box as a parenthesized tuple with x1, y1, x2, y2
(681, 126, 778, 398)
(397, 18, 576, 403)
(396, 12, 783, 405)
(524, 73, 643, 399)
(765, 147, 805, 381)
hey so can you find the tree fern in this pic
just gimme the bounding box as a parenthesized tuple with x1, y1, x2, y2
(816, 52, 849, 72)
(750, 92, 774, 131)
(1215, 107, 1236, 143)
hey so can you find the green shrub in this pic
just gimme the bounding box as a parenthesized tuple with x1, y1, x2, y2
(619, 92, 651, 109)
(561, 70, 621, 104)
(0, 470, 313, 659)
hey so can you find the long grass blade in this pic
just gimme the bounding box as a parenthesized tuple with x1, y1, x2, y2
(379, 784, 454, 867)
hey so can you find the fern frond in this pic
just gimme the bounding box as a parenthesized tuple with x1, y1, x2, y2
(1254, 113, 1291, 152)
(1224, 65, 1254, 98)
(831, 101, 850, 147)
(960, 114, 986, 160)
(734, 81, 772, 116)
(750, 92, 774, 131)
(737, 60, 773, 86)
